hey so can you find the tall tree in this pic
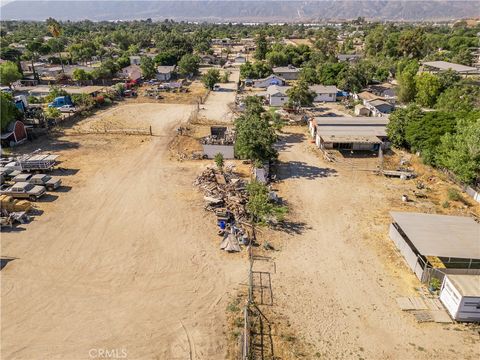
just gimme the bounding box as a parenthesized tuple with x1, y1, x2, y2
(437, 117, 480, 184)
(397, 60, 418, 103)
(46, 18, 64, 73)
(254, 33, 268, 60)
(140, 56, 156, 79)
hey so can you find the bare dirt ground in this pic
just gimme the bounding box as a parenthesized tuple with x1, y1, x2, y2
(69, 102, 195, 135)
(196, 70, 239, 124)
(265, 126, 479, 359)
(1, 103, 245, 359)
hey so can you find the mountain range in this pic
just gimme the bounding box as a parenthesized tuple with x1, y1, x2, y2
(1, 1, 479, 22)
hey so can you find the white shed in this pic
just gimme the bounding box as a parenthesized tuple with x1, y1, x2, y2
(440, 275, 480, 322)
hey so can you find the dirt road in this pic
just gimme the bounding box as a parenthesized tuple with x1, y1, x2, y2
(1, 104, 244, 359)
(270, 127, 479, 359)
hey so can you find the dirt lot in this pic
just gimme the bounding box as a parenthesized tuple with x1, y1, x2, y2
(264, 126, 479, 359)
(70, 102, 195, 135)
(1, 103, 245, 359)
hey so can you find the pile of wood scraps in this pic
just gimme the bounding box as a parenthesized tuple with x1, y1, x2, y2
(194, 167, 249, 222)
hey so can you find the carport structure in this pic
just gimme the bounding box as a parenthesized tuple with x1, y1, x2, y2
(389, 212, 480, 283)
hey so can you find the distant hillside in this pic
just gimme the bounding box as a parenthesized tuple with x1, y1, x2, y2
(1, 1, 479, 22)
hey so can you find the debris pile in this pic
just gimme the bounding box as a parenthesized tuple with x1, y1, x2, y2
(194, 166, 248, 221)
(194, 166, 251, 252)
(199, 128, 235, 146)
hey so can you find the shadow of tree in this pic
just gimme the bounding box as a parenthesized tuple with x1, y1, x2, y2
(275, 132, 306, 151)
(276, 160, 337, 180)
(272, 221, 311, 235)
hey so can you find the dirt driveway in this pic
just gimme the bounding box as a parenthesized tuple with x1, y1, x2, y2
(197, 69, 239, 124)
(1, 103, 244, 359)
(269, 127, 479, 359)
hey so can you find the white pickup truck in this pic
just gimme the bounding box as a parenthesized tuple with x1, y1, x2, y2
(12, 173, 62, 191)
(0, 182, 46, 201)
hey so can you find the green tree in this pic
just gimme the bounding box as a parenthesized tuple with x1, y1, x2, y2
(254, 33, 268, 60)
(436, 85, 480, 112)
(397, 60, 418, 104)
(437, 117, 480, 184)
(266, 51, 288, 67)
(0, 61, 22, 88)
(234, 97, 277, 162)
(386, 105, 423, 148)
(177, 54, 200, 76)
(405, 111, 457, 165)
(286, 81, 315, 107)
(415, 73, 442, 108)
(202, 68, 220, 90)
(72, 68, 92, 84)
(0, 92, 20, 131)
(140, 56, 156, 79)
(246, 180, 287, 224)
(299, 66, 318, 84)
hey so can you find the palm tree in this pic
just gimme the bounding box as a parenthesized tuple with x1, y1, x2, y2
(46, 17, 64, 73)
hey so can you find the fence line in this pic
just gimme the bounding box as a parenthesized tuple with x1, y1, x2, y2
(68, 126, 153, 136)
(239, 226, 274, 360)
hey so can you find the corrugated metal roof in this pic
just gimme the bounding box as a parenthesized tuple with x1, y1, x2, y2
(446, 275, 480, 297)
(422, 61, 477, 73)
(390, 212, 480, 259)
(314, 117, 389, 126)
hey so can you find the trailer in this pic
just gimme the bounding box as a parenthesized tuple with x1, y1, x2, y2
(4, 154, 59, 172)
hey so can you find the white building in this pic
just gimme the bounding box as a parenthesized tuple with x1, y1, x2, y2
(265, 85, 291, 107)
(309, 85, 337, 102)
(440, 275, 480, 322)
(156, 65, 176, 81)
(310, 116, 389, 151)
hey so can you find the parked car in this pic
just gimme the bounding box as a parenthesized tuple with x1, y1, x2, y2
(59, 104, 76, 113)
(0, 167, 21, 180)
(29, 174, 62, 191)
(11, 173, 32, 183)
(0, 182, 46, 201)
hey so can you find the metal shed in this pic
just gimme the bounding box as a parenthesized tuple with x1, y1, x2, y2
(389, 212, 480, 282)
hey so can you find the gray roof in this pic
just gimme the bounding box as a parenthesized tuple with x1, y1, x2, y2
(390, 212, 480, 259)
(273, 65, 299, 73)
(314, 116, 389, 126)
(369, 99, 393, 108)
(266, 85, 291, 96)
(446, 275, 480, 297)
(309, 85, 337, 94)
(317, 125, 387, 138)
(157, 65, 176, 74)
(422, 61, 477, 73)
